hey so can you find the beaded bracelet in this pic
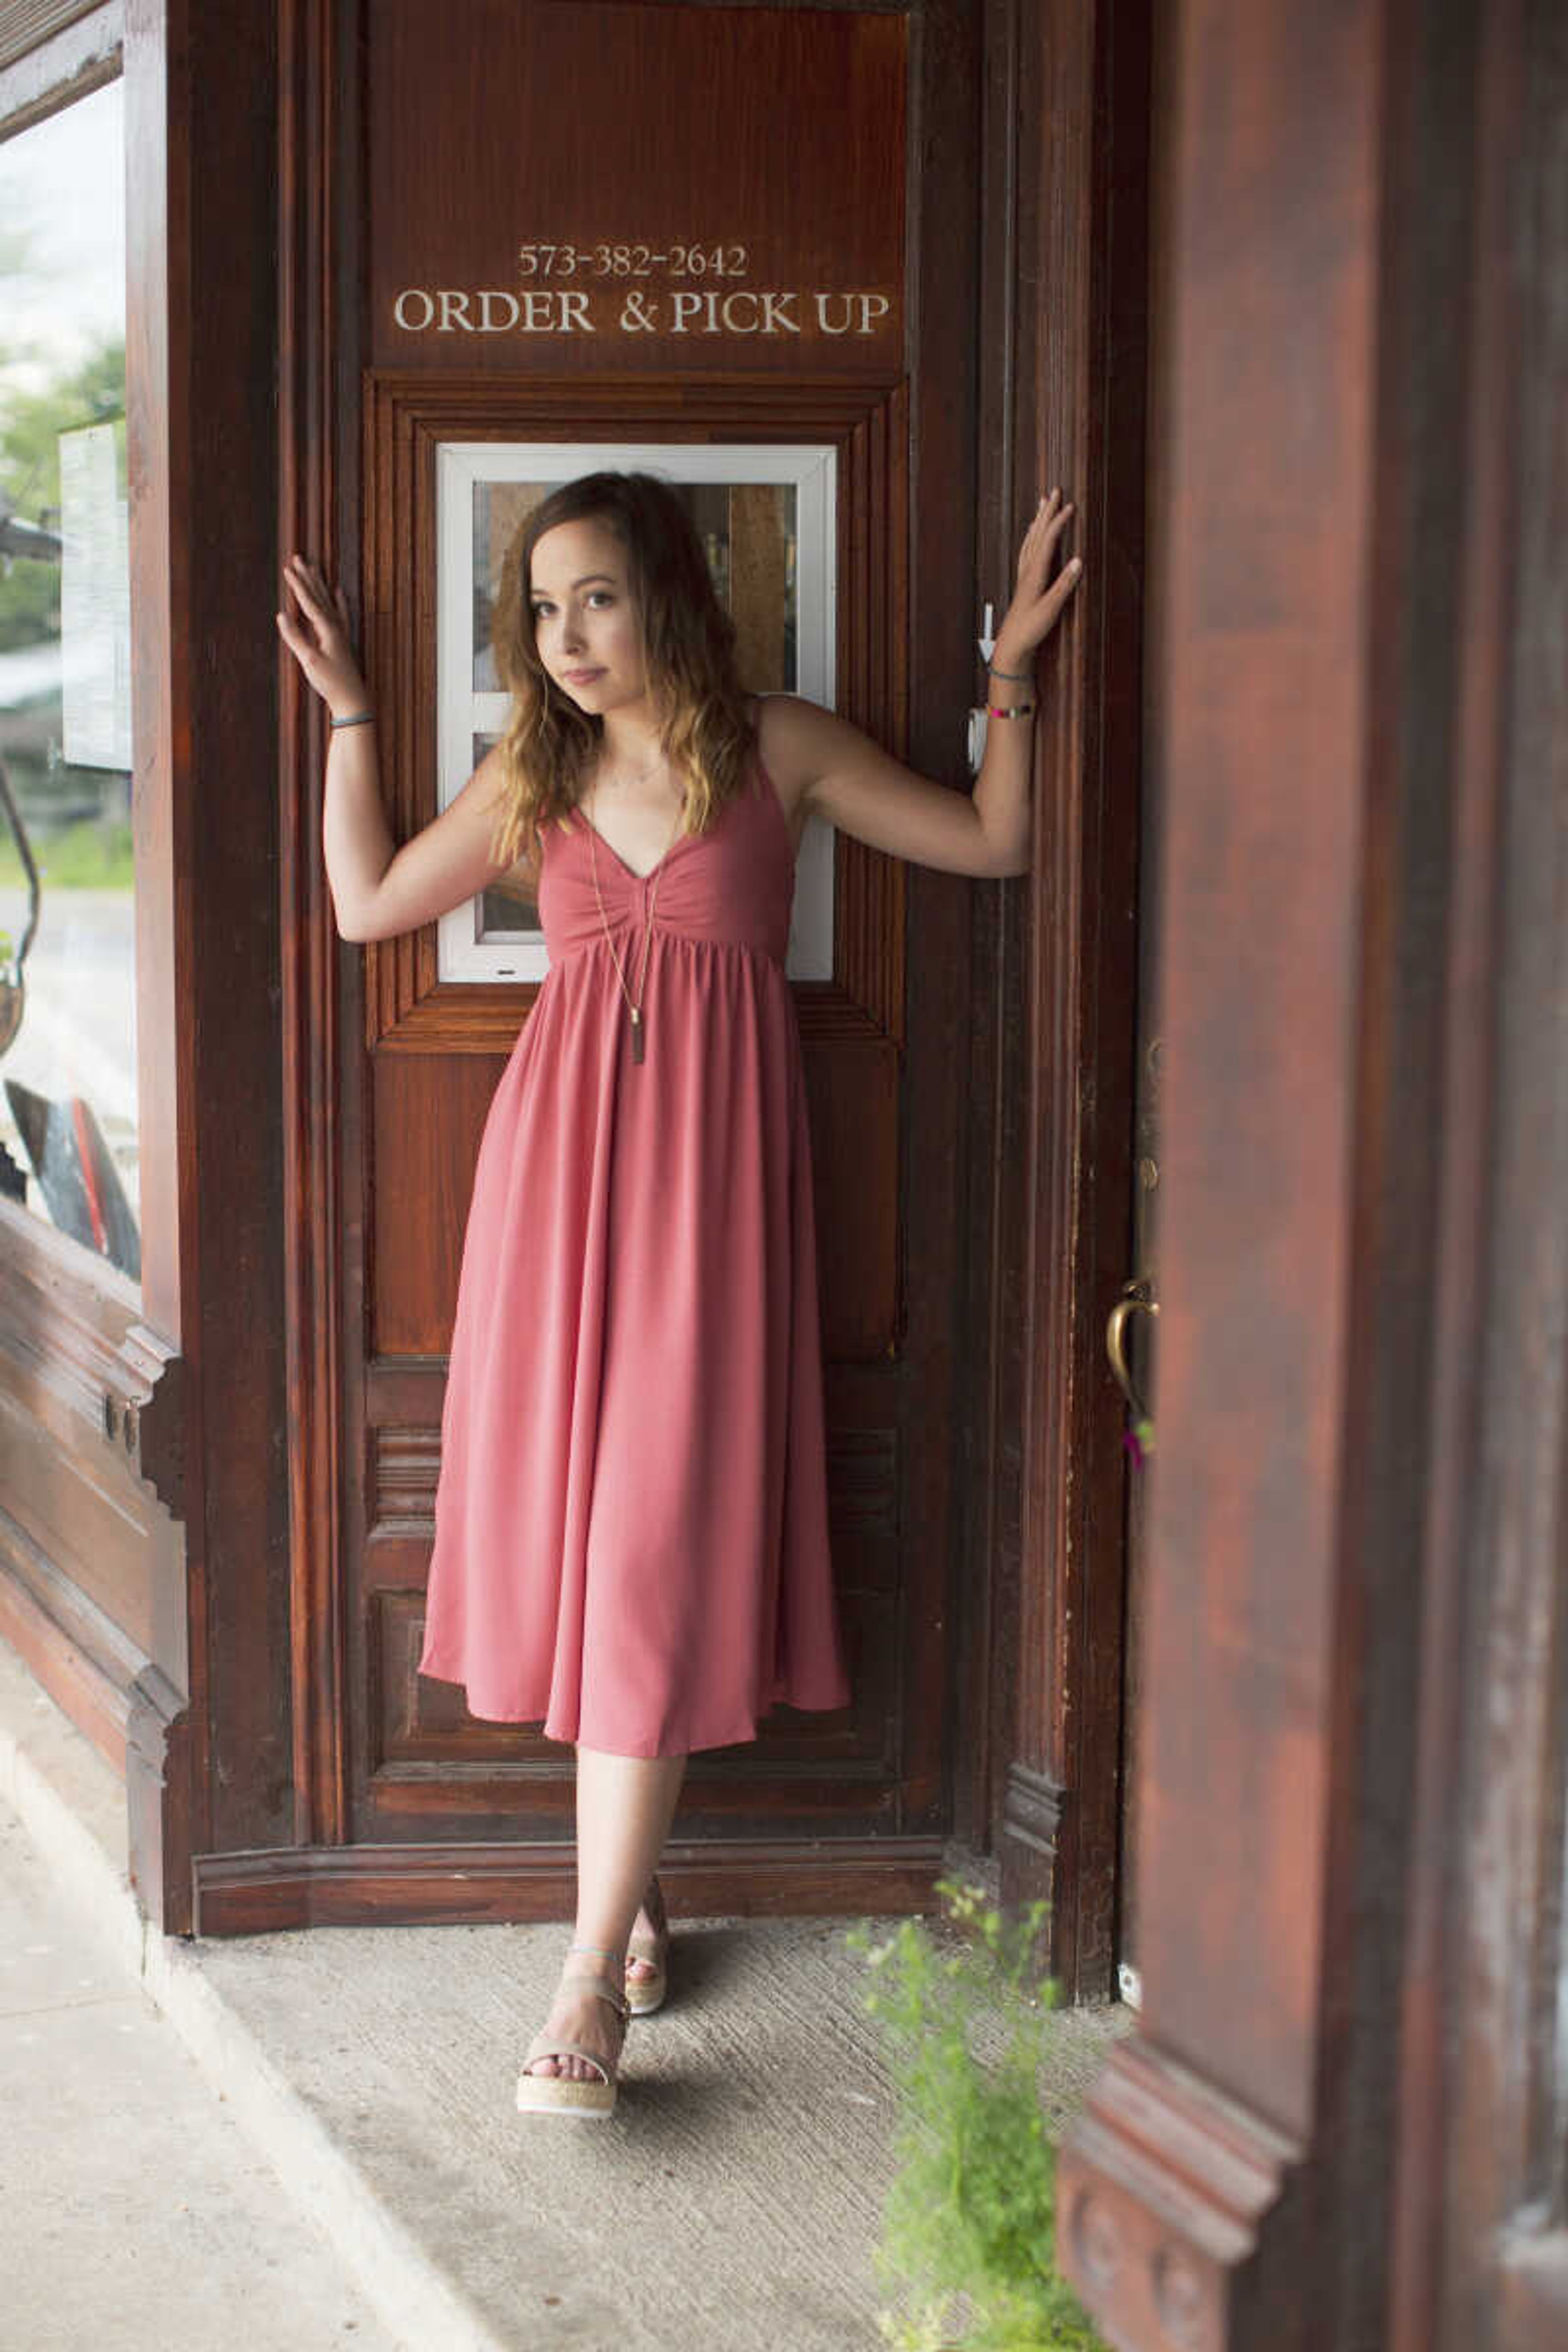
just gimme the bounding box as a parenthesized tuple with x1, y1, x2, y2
(330, 709, 374, 729)
(988, 701, 1036, 719)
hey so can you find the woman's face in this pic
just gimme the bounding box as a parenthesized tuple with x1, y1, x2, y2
(528, 517, 647, 717)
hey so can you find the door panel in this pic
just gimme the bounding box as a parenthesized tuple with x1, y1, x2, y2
(282, 0, 984, 1877)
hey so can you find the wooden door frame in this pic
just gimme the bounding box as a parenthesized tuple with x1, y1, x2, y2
(248, 0, 994, 1934)
(954, 0, 1149, 2005)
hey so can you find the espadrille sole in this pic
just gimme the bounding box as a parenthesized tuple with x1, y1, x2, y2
(517, 1969, 628, 2119)
(515, 2074, 618, 2118)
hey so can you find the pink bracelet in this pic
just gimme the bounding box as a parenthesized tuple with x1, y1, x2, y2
(987, 701, 1036, 719)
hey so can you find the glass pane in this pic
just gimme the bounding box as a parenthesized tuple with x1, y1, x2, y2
(471, 477, 800, 696)
(472, 728, 539, 935)
(0, 79, 136, 1283)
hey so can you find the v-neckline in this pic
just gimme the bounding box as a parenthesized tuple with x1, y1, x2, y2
(572, 791, 695, 883)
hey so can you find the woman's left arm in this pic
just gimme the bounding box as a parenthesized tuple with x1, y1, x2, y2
(761, 490, 1082, 880)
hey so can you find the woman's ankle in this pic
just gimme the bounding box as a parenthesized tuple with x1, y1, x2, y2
(565, 1938, 627, 1976)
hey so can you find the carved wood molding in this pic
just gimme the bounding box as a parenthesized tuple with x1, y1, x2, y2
(0, 1514, 144, 1769)
(361, 369, 908, 1056)
(1000, 1757, 1065, 1859)
(191, 1832, 947, 1936)
(1060, 2038, 1304, 2352)
(125, 1657, 193, 1935)
(0, 1200, 185, 1517)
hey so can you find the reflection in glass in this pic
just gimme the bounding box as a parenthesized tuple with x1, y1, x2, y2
(472, 480, 799, 697)
(471, 730, 542, 935)
(0, 78, 136, 1283)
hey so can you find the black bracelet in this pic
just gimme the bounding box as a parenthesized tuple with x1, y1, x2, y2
(988, 659, 1034, 682)
(330, 710, 374, 729)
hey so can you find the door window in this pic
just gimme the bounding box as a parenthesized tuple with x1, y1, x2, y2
(435, 440, 837, 983)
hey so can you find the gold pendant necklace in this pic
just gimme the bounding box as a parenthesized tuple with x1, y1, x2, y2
(585, 777, 686, 1066)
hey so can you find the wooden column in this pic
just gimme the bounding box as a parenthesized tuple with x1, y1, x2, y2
(1057, 0, 1568, 2344)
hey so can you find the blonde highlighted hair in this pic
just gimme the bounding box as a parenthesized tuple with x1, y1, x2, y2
(486, 471, 757, 874)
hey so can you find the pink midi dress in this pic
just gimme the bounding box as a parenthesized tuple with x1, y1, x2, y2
(416, 758, 854, 1755)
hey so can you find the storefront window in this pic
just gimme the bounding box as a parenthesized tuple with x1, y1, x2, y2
(0, 76, 136, 1285)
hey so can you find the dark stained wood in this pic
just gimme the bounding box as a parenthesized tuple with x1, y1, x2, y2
(1412, 1, 1568, 2340)
(272, 0, 987, 1890)
(278, 0, 355, 1854)
(948, 0, 1029, 1880)
(1057, 0, 1568, 2344)
(370, 1052, 505, 1355)
(798, 1041, 899, 1359)
(888, 0, 988, 1849)
(989, 0, 1148, 2003)
(1056, 0, 1390, 2318)
(125, 0, 288, 1922)
(191, 1835, 944, 1936)
(365, 0, 905, 377)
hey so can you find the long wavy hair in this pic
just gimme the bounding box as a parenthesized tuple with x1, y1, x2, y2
(486, 471, 757, 874)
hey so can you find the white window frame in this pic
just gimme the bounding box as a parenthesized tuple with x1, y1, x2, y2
(435, 441, 837, 982)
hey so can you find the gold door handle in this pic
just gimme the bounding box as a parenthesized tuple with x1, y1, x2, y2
(1107, 1278, 1158, 1424)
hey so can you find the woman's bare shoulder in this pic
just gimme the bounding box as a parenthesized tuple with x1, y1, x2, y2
(751, 693, 831, 825)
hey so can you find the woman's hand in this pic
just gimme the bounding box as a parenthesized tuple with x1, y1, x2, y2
(276, 554, 370, 719)
(991, 488, 1082, 672)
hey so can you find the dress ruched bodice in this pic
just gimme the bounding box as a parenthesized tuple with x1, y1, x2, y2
(536, 761, 797, 969)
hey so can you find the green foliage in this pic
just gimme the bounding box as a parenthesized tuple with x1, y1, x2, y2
(0, 815, 131, 891)
(845, 1880, 1107, 2352)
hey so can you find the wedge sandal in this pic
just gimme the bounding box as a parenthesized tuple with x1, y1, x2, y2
(516, 1959, 630, 2120)
(624, 1874, 670, 2017)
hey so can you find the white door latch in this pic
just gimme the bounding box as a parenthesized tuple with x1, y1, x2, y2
(978, 601, 997, 664)
(967, 601, 1001, 773)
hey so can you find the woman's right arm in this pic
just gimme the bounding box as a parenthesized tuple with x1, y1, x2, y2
(276, 554, 532, 942)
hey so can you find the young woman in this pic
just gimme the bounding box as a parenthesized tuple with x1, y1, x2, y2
(276, 472, 1081, 2121)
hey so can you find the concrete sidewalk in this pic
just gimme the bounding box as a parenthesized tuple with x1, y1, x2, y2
(0, 1642, 1129, 2351)
(0, 1794, 398, 2351)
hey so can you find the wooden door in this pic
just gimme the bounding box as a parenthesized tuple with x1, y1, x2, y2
(207, 0, 994, 1931)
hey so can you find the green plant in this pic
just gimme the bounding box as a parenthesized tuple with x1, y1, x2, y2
(0, 817, 133, 890)
(845, 1879, 1107, 2352)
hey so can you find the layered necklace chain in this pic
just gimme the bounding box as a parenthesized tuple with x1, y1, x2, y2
(584, 761, 687, 1067)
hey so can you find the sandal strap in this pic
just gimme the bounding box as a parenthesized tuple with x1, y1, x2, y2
(523, 2035, 616, 2083)
(552, 1969, 629, 2020)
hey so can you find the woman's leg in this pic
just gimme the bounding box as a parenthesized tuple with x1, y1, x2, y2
(523, 1744, 688, 2083)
